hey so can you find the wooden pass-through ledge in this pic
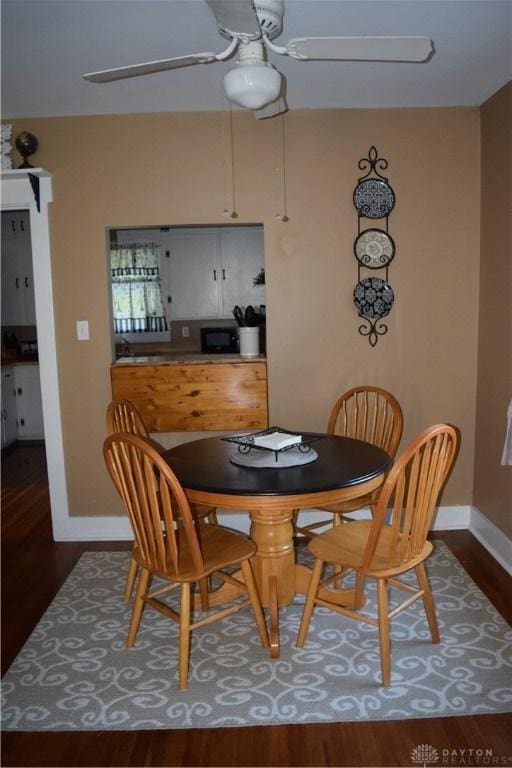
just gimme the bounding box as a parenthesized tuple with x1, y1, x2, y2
(110, 358, 268, 432)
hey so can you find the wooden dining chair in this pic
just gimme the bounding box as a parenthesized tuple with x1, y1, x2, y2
(296, 423, 459, 686)
(104, 432, 269, 690)
(294, 386, 403, 539)
(106, 399, 217, 602)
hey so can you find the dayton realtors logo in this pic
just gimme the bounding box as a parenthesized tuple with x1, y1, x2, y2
(411, 745, 512, 766)
(411, 744, 439, 766)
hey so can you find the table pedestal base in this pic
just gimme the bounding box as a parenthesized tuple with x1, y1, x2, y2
(194, 509, 362, 658)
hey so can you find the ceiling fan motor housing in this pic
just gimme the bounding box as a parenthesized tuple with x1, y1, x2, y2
(254, 0, 284, 40)
(216, 0, 283, 42)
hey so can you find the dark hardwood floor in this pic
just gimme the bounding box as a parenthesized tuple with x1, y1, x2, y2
(2, 444, 511, 767)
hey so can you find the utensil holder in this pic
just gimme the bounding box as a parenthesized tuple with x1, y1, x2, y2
(239, 327, 260, 358)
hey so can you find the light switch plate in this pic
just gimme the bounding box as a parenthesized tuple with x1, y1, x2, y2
(76, 320, 89, 341)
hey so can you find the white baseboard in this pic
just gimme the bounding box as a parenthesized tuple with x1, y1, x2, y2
(431, 504, 472, 530)
(53, 504, 472, 541)
(469, 506, 512, 576)
(53, 514, 133, 541)
(54, 504, 510, 578)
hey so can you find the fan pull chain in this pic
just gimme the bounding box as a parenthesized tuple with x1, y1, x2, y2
(222, 103, 238, 219)
(275, 114, 288, 222)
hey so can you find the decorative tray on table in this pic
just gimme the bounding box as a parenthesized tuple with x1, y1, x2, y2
(222, 427, 324, 469)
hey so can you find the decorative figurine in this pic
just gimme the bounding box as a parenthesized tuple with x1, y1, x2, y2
(15, 131, 39, 169)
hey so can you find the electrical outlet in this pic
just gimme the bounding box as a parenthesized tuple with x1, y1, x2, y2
(182, 326, 189, 338)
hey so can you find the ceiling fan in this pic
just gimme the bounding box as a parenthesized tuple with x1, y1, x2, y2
(83, 0, 434, 119)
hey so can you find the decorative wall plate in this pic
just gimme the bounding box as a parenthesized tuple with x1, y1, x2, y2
(354, 228, 395, 268)
(353, 277, 394, 319)
(353, 179, 395, 219)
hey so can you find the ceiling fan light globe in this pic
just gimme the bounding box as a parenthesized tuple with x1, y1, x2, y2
(223, 63, 281, 110)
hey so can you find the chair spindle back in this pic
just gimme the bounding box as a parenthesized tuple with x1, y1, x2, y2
(107, 399, 149, 439)
(104, 433, 204, 575)
(327, 386, 403, 458)
(363, 423, 458, 570)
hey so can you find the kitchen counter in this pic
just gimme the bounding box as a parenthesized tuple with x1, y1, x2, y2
(113, 353, 266, 366)
(1, 356, 39, 367)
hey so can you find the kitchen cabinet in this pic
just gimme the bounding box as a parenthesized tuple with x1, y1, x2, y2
(217, 227, 265, 316)
(165, 226, 265, 320)
(1, 210, 36, 326)
(113, 225, 265, 321)
(166, 228, 220, 320)
(1, 366, 18, 448)
(13, 364, 44, 440)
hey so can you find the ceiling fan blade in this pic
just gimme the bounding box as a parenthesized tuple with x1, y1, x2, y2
(205, 0, 261, 38)
(83, 53, 219, 83)
(253, 96, 288, 119)
(286, 36, 434, 63)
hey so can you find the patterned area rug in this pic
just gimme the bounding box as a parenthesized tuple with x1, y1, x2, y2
(2, 542, 511, 731)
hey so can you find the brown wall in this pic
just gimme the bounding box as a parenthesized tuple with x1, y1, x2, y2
(7, 106, 481, 518)
(474, 83, 512, 538)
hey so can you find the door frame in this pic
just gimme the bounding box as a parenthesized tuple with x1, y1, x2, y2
(1, 169, 69, 537)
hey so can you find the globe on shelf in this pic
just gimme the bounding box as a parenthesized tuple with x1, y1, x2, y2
(15, 132, 38, 169)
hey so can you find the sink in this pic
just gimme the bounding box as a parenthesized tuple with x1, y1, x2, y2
(115, 352, 168, 362)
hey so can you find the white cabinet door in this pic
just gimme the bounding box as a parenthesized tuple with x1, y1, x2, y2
(1, 367, 18, 447)
(1, 216, 22, 325)
(166, 228, 221, 320)
(14, 365, 44, 440)
(1, 211, 35, 326)
(219, 226, 265, 316)
(19, 212, 36, 324)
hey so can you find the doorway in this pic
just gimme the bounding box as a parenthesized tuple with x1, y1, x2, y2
(1, 170, 69, 539)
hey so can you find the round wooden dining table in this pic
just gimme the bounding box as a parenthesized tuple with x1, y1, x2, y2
(164, 433, 390, 656)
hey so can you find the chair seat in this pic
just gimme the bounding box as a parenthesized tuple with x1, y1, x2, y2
(308, 520, 433, 575)
(134, 524, 257, 582)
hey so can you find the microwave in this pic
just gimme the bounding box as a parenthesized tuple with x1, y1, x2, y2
(18, 339, 38, 359)
(200, 326, 239, 354)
